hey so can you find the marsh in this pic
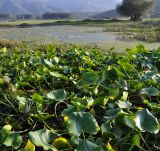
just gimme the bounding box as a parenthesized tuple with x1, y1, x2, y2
(0, 25, 159, 51)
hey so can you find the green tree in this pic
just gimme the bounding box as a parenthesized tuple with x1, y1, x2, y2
(117, 0, 155, 20)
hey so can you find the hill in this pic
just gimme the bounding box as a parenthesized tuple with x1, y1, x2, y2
(0, 0, 61, 14)
(91, 9, 121, 19)
(0, 0, 121, 15)
(1, 0, 159, 18)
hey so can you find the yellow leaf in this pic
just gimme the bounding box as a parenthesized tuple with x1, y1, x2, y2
(1, 47, 7, 53)
(106, 142, 115, 151)
(25, 140, 35, 151)
(0, 78, 4, 85)
(3, 125, 12, 131)
(64, 116, 69, 122)
(52, 137, 71, 150)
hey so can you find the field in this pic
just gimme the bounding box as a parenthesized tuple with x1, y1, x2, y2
(0, 19, 60, 27)
(0, 18, 160, 151)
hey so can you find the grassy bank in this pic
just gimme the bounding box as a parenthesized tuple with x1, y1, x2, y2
(0, 19, 133, 28)
(1, 38, 160, 54)
(103, 21, 160, 42)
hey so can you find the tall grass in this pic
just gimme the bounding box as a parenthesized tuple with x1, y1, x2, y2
(102, 19, 160, 42)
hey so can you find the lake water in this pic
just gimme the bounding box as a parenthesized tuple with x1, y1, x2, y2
(0, 25, 116, 44)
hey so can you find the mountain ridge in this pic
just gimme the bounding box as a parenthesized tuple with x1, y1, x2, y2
(0, 0, 121, 14)
(0, 0, 61, 14)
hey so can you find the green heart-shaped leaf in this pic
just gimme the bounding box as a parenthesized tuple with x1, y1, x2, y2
(135, 109, 159, 134)
(47, 89, 67, 101)
(29, 128, 57, 151)
(77, 139, 103, 151)
(68, 112, 100, 137)
(4, 133, 22, 150)
(140, 87, 159, 96)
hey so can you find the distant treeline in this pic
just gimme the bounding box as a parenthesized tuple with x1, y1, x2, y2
(42, 12, 72, 19)
(0, 14, 38, 20)
(0, 12, 73, 20)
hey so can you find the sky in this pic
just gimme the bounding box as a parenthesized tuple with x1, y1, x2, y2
(43, 0, 123, 12)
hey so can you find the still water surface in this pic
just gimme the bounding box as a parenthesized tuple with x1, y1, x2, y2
(0, 25, 116, 44)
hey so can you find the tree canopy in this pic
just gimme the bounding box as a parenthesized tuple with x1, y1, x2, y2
(117, 0, 155, 20)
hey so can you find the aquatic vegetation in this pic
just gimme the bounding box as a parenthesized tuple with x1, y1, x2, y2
(0, 45, 160, 150)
